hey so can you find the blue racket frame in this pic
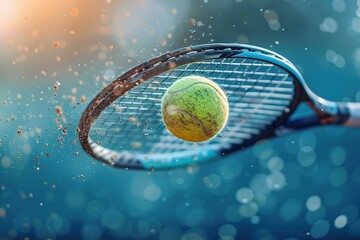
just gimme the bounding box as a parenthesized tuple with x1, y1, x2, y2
(78, 43, 360, 170)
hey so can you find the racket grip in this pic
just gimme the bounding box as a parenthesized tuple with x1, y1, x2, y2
(344, 103, 360, 127)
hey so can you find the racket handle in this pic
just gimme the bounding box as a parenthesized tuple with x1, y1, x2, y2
(344, 103, 360, 127)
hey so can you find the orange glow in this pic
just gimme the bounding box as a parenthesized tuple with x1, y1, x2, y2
(0, 0, 111, 79)
(0, 0, 189, 77)
(0, 1, 104, 46)
(0, 1, 19, 32)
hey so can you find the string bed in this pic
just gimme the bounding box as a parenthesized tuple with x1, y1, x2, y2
(89, 57, 295, 158)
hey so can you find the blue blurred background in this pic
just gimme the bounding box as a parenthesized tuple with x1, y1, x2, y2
(1, 0, 360, 239)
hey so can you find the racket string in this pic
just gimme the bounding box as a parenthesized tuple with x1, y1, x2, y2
(90, 57, 295, 156)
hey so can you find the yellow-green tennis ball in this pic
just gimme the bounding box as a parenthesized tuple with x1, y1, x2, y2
(161, 75, 229, 142)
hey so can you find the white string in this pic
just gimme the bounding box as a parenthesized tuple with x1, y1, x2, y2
(90, 57, 295, 156)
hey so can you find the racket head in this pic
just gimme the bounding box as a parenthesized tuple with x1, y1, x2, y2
(78, 44, 305, 170)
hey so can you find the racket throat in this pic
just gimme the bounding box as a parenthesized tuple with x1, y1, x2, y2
(307, 98, 351, 125)
(276, 99, 349, 136)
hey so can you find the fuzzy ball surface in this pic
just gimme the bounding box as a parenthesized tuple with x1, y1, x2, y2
(161, 75, 229, 142)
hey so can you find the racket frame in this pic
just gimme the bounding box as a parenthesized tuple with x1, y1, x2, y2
(78, 43, 353, 169)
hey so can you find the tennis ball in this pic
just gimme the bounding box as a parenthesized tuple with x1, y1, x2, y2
(161, 75, 229, 142)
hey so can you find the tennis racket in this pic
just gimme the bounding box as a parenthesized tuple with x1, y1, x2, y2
(78, 43, 360, 170)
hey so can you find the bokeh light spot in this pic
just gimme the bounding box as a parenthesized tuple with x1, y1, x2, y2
(334, 215, 347, 229)
(310, 220, 330, 239)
